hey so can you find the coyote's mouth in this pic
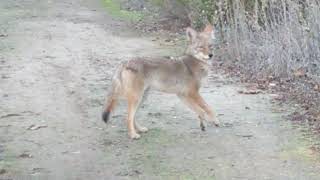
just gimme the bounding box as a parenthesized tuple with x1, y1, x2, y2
(195, 52, 210, 61)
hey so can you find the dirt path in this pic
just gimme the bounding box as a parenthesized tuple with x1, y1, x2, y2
(0, 0, 320, 179)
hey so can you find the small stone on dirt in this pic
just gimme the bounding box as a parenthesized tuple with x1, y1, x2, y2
(236, 134, 253, 138)
(116, 171, 128, 176)
(147, 112, 162, 117)
(116, 169, 142, 177)
(0, 125, 11, 128)
(222, 123, 233, 128)
(71, 151, 81, 154)
(0, 169, 6, 174)
(269, 83, 277, 87)
(1, 75, 10, 79)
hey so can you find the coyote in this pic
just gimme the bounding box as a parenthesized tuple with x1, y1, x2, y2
(102, 24, 219, 139)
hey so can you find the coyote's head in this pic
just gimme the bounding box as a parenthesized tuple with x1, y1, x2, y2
(185, 24, 214, 61)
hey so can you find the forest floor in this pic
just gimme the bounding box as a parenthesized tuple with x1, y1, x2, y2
(0, 0, 320, 179)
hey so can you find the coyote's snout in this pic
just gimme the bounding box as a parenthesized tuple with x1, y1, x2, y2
(102, 24, 219, 139)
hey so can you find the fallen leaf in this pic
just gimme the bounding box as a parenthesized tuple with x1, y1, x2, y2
(19, 153, 33, 158)
(293, 68, 307, 78)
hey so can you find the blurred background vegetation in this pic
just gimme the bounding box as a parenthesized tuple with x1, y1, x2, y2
(121, 0, 320, 80)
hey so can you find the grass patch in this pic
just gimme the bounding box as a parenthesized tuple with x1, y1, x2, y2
(102, 0, 143, 22)
(280, 129, 320, 162)
(128, 128, 178, 178)
(147, 0, 165, 7)
(128, 128, 216, 179)
(0, 148, 16, 173)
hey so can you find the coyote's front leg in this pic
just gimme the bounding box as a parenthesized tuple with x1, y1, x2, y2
(127, 95, 141, 139)
(178, 94, 207, 131)
(193, 92, 220, 126)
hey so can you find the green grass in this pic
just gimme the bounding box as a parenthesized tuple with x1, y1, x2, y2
(102, 0, 144, 22)
(148, 0, 165, 7)
(130, 128, 176, 176)
(128, 128, 216, 179)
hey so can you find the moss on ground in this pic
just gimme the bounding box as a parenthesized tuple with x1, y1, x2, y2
(102, 0, 143, 22)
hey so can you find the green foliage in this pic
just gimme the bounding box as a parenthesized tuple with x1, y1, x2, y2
(102, 0, 143, 21)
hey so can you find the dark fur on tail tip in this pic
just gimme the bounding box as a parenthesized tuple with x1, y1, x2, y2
(102, 111, 110, 123)
(200, 123, 206, 131)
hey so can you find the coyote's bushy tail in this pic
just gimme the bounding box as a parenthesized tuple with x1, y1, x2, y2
(102, 65, 123, 123)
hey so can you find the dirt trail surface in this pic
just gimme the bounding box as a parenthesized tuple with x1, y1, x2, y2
(1, 0, 320, 179)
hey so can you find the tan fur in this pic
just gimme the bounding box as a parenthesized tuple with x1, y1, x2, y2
(102, 24, 219, 139)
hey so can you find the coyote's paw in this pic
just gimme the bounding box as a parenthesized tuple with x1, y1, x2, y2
(137, 127, 148, 133)
(208, 117, 220, 127)
(129, 133, 141, 139)
(213, 120, 220, 127)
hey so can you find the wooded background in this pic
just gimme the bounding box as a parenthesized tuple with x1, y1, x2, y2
(165, 0, 320, 80)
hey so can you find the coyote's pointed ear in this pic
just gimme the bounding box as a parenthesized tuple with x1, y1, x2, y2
(203, 24, 213, 34)
(203, 24, 215, 40)
(186, 27, 197, 43)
